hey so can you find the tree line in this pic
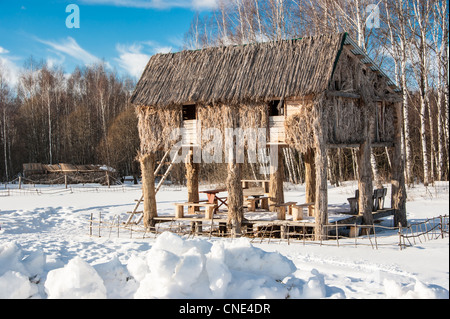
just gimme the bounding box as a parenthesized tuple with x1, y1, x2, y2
(0, 59, 140, 182)
(184, 0, 449, 186)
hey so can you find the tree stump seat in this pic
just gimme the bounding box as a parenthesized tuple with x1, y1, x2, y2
(174, 202, 217, 219)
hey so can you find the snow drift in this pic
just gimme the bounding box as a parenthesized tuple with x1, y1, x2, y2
(0, 232, 332, 299)
(1, 231, 447, 299)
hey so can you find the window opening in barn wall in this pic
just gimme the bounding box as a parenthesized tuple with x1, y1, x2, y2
(268, 99, 286, 144)
(183, 104, 197, 120)
(268, 99, 285, 116)
(182, 104, 198, 145)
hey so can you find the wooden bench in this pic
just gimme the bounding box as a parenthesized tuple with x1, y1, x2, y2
(373, 188, 387, 211)
(174, 202, 217, 219)
(291, 202, 315, 220)
(271, 202, 297, 220)
(347, 188, 387, 214)
(347, 190, 359, 214)
(246, 196, 269, 212)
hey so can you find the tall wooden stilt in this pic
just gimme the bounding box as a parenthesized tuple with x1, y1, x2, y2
(391, 102, 407, 226)
(185, 148, 199, 209)
(312, 100, 328, 241)
(314, 143, 328, 240)
(226, 161, 243, 236)
(140, 152, 157, 229)
(358, 99, 374, 227)
(304, 148, 316, 204)
(358, 140, 374, 226)
(269, 146, 285, 211)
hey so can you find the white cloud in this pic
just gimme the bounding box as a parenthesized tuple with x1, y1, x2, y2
(0, 46, 10, 54)
(115, 44, 150, 79)
(0, 46, 21, 87)
(46, 52, 66, 69)
(80, 0, 218, 10)
(114, 42, 173, 79)
(192, 0, 218, 9)
(36, 36, 101, 66)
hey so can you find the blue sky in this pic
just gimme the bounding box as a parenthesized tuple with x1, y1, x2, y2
(0, 0, 217, 85)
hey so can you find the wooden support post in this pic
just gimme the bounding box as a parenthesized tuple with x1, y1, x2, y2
(304, 148, 316, 204)
(314, 144, 328, 241)
(185, 149, 199, 211)
(357, 140, 374, 226)
(140, 153, 157, 229)
(269, 146, 285, 211)
(391, 102, 407, 227)
(226, 161, 243, 237)
(357, 99, 374, 229)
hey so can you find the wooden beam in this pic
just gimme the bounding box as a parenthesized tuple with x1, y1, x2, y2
(327, 142, 395, 149)
(327, 143, 361, 149)
(371, 142, 395, 148)
(326, 91, 361, 99)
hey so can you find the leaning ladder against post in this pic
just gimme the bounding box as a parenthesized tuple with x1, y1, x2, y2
(126, 150, 178, 225)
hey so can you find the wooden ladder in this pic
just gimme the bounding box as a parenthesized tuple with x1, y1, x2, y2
(125, 150, 179, 225)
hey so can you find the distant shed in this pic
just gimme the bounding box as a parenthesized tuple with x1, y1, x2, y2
(22, 163, 115, 185)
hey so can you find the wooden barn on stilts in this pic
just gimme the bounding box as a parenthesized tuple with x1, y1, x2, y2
(130, 32, 407, 240)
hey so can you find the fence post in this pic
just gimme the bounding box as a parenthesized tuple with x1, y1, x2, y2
(117, 215, 120, 238)
(335, 221, 339, 247)
(372, 224, 378, 250)
(398, 222, 402, 250)
(98, 211, 101, 237)
(89, 213, 93, 237)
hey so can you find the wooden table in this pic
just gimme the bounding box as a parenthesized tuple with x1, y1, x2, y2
(199, 188, 228, 212)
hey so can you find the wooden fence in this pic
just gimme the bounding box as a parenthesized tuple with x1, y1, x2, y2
(87, 213, 449, 250)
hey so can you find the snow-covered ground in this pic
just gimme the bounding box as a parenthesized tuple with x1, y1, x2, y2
(0, 181, 448, 299)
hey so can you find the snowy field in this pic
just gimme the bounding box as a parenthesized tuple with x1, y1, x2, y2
(0, 181, 448, 300)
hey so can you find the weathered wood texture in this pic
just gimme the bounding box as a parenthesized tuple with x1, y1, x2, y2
(185, 149, 200, 210)
(139, 153, 157, 228)
(269, 147, 285, 211)
(391, 102, 407, 226)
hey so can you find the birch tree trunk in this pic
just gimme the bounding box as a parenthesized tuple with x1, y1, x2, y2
(411, 0, 431, 186)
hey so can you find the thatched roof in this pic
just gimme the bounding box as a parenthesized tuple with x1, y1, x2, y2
(131, 33, 347, 107)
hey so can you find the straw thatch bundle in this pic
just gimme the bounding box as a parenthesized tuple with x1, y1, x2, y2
(324, 96, 365, 144)
(130, 33, 345, 108)
(136, 105, 181, 153)
(284, 101, 316, 153)
(197, 102, 268, 148)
